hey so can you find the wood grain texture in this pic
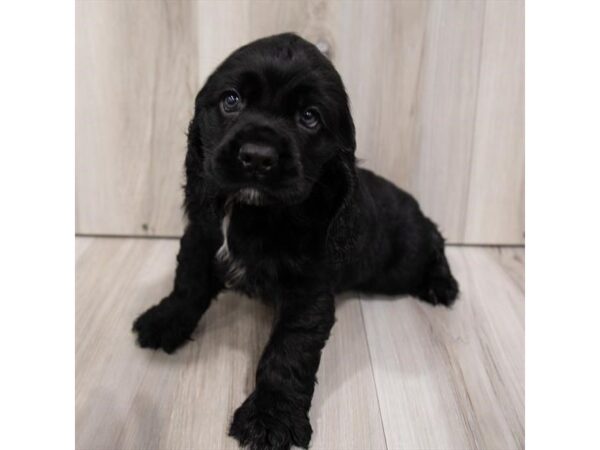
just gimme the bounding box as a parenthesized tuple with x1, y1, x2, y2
(361, 247, 525, 450)
(76, 0, 524, 243)
(75, 1, 197, 236)
(464, 0, 525, 243)
(76, 238, 524, 449)
(75, 237, 385, 450)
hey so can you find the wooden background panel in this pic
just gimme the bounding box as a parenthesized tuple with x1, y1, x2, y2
(465, 0, 525, 243)
(76, 0, 524, 243)
(408, 0, 486, 241)
(76, 0, 197, 235)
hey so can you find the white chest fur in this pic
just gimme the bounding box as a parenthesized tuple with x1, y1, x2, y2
(215, 206, 247, 288)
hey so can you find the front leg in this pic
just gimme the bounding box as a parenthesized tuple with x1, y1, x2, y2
(229, 292, 335, 450)
(132, 223, 223, 354)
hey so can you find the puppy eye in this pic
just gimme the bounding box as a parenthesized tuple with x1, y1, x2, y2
(299, 107, 321, 129)
(221, 90, 242, 113)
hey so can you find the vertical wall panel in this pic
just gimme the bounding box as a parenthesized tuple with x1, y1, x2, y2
(465, 0, 525, 243)
(410, 1, 486, 241)
(76, 0, 524, 243)
(76, 0, 198, 235)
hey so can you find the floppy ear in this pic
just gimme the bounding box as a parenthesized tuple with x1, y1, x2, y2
(325, 151, 361, 264)
(183, 89, 210, 219)
(325, 100, 362, 265)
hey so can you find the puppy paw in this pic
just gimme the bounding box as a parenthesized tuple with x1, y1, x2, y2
(132, 300, 196, 354)
(419, 274, 459, 307)
(229, 389, 312, 450)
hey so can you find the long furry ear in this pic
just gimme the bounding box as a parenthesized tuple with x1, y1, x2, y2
(183, 91, 210, 220)
(325, 96, 361, 264)
(325, 151, 360, 264)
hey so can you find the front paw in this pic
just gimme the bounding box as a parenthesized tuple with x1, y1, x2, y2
(229, 389, 312, 450)
(132, 299, 196, 354)
(424, 274, 459, 307)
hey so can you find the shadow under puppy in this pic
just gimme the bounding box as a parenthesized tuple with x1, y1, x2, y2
(133, 33, 459, 450)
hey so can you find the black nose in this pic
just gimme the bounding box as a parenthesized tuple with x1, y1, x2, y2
(238, 143, 278, 173)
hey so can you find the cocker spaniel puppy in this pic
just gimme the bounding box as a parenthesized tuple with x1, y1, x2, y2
(133, 33, 458, 450)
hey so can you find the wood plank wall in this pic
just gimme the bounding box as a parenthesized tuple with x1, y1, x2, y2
(76, 0, 524, 244)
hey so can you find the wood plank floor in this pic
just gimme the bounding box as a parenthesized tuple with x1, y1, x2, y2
(76, 237, 524, 450)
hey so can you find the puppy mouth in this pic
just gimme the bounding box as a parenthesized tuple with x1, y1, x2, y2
(232, 187, 265, 205)
(227, 182, 310, 206)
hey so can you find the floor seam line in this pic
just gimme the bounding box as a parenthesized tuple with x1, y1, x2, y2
(358, 297, 389, 450)
(75, 234, 525, 249)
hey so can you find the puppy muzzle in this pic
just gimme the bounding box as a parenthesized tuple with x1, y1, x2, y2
(210, 117, 302, 193)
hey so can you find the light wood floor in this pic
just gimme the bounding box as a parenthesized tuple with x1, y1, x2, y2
(76, 237, 524, 450)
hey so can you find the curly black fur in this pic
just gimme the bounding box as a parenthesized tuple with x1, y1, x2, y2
(132, 33, 459, 449)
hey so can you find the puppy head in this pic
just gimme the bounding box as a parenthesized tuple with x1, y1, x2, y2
(188, 33, 355, 205)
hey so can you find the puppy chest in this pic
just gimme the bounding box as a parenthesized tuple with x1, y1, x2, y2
(214, 207, 321, 292)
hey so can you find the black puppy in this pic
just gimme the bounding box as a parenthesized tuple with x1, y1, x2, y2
(133, 33, 458, 450)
